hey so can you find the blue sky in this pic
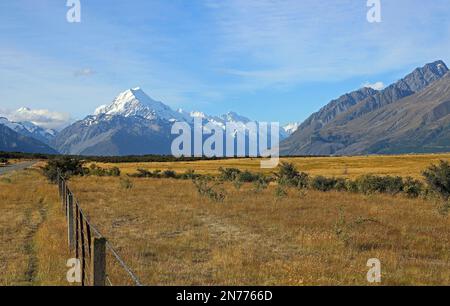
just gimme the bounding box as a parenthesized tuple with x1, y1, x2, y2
(1, 0, 450, 128)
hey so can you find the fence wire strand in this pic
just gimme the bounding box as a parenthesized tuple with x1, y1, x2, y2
(58, 171, 143, 286)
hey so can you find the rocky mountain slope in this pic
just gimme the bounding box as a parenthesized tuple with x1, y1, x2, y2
(0, 117, 57, 145)
(0, 124, 58, 154)
(281, 60, 450, 155)
(54, 88, 294, 156)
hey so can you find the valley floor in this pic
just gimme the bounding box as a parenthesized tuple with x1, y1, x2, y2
(69, 175, 450, 285)
(1, 156, 450, 285)
(95, 153, 450, 179)
(0, 168, 68, 285)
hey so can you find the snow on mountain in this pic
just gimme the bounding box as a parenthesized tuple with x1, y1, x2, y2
(54, 87, 292, 155)
(95, 87, 190, 122)
(282, 122, 300, 135)
(0, 117, 57, 144)
(94, 87, 261, 131)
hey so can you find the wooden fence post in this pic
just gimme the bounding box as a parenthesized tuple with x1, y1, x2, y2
(91, 237, 107, 286)
(58, 175, 61, 198)
(67, 192, 75, 251)
(62, 180, 66, 211)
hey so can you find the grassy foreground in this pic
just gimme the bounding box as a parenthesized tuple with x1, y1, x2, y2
(69, 175, 450, 285)
(1, 155, 450, 285)
(0, 168, 68, 285)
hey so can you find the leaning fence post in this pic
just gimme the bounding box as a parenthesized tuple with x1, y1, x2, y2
(91, 237, 107, 286)
(67, 191, 75, 251)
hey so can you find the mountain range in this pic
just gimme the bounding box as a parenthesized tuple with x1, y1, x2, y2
(2, 60, 450, 157)
(51, 87, 296, 156)
(280, 60, 450, 155)
(0, 123, 57, 154)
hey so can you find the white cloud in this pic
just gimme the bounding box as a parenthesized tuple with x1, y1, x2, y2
(74, 68, 96, 77)
(204, 0, 450, 89)
(363, 81, 385, 90)
(0, 107, 72, 130)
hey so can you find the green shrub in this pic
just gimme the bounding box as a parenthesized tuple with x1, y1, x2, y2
(193, 178, 226, 202)
(179, 169, 199, 180)
(423, 160, 450, 200)
(355, 175, 403, 195)
(345, 180, 359, 193)
(275, 185, 288, 198)
(253, 177, 268, 193)
(109, 167, 121, 177)
(219, 167, 241, 181)
(129, 169, 164, 178)
(310, 176, 339, 192)
(238, 171, 263, 183)
(162, 170, 177, 178)
(334, 178, 348, 192)
(85, 164, 121, 177)
(295, 172, 310, 189)
(276, 162, 309, 188)
(43, 157, 85, 183)
(403, 177, 424, 198)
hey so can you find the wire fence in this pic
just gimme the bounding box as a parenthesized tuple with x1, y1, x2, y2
(57, 170, 143, 286)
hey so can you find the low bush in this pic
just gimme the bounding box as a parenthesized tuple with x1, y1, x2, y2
(253, 177, 269, 193)
(334, 178, 348, 192)
(310, 176, 339, 192)
(85, 164, 121, 177)
(238, 170, 263, 183)
(162, 170, 177, 178)
(129, 169, 161, 178)
(179, 169, 200, 180)
(193, 178, 226, 202)
(276, 162, 309, 188)
(275, 185, 288, 198)
(403, 177, 424, 198)
(423, 160, 450, 200)
(345, 180, 359, 193)
(355, 175, 403, 195)
(219, 168, 241, 181)
(43, 157, 84, 183)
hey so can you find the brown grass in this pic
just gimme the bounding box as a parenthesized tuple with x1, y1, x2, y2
(93, 153, 450, 179)
(2, 155, 450, 286)
(0, 168, 69, 285)
(68, 175, 450, 285)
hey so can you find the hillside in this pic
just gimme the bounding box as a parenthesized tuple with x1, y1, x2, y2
(0, 124, 58, 154)
(281, 60, 450, 155)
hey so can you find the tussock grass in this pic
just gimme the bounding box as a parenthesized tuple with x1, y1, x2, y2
(0, 169, 69, 285)
(2, 155, 450, 285)
(92, 153, 450, 179)
(69, 175, 450, 285)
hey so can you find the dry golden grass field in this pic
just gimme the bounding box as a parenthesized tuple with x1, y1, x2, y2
(0, 168, 68, 285)
(94, 153, 450, 179)
(1, 155, 450, 286)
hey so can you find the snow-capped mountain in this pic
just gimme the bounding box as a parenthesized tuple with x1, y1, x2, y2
(0, 124, 58, 154)
(95, 87, 257, 129)
(0, 117, 57, 145)
(95, 87, 190, 122)
(53, 87, 287, 156)
(53, 114, 173, 156)
(282, 122, 300, 135)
